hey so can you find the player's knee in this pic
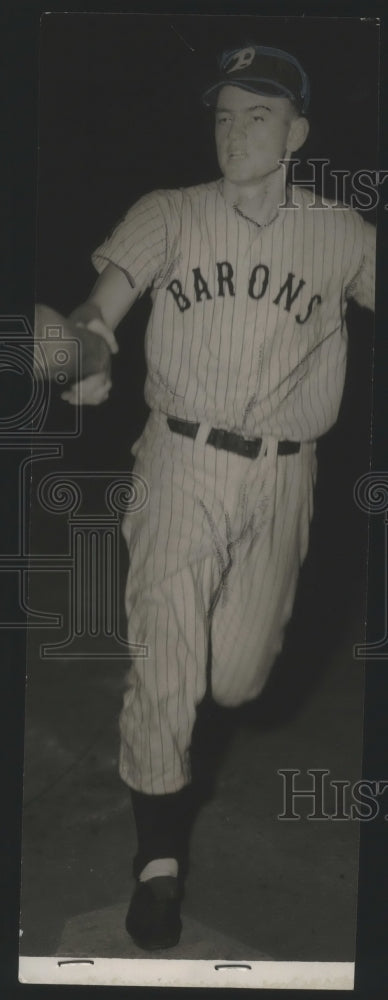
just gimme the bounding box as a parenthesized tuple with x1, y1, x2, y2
(212, 679, 268, 708)
(211, 641, 283, 707)
(211, 668, 269, 708)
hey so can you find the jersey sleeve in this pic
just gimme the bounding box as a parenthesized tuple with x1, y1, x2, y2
(91, 191, 168, 294)
(344, 217, 376, 311)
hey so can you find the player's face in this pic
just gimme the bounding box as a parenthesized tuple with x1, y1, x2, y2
(215, 85, 305, 188)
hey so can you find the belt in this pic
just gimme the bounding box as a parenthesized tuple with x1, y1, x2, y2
(166, 417, 300, 459)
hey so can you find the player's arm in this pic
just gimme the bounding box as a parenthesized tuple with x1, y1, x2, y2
(64, 264, 140, 404)
(69, 261, 140, 338)
(37, 190, 167, 404)
(345, 219, 376, 312)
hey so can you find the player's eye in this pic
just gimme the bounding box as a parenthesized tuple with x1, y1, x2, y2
(216, 115, 231, 125)
(252, 114, 264, 122)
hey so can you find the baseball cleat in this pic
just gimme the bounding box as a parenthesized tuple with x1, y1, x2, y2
(125, 876, 182, 951)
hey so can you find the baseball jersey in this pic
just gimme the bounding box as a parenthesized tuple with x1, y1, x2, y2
(92, 181, 375, 442)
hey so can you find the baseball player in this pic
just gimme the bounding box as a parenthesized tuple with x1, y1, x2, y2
(37, 44, 376, 950)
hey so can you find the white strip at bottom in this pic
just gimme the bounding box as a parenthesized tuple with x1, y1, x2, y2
(19, 957, 355, 990)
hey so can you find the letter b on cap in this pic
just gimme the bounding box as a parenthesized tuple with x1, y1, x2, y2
(226, 47, 255, 73)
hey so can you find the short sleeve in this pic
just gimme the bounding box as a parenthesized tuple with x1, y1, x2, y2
(345, 218, 376, 311)
(91, 191, 168, 294)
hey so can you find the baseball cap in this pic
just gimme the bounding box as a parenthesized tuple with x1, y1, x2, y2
(202, 44, 310, 114)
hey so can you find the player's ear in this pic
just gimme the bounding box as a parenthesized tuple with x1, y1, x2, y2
(288, 114, 310, 153)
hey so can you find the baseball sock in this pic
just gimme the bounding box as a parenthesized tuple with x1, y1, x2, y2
(130, 786, 192, 879)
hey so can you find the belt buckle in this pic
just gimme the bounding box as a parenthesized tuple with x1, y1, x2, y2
(246, 437, 261, 459)
(207, 426, 262, 459)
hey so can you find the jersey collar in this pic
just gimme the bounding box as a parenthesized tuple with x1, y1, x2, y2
(216, 176, 293, 229)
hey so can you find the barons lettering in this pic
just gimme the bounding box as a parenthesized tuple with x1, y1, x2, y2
(167, 262, 322, 325)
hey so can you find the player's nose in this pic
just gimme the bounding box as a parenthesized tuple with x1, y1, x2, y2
(228, 117, 247, 143)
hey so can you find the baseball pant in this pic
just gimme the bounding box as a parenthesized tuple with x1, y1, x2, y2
(119, 410, 317, 795)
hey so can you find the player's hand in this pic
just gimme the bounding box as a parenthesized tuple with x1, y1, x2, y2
(61, 370, 112, 406)
(35, 302, 117, 406)
(69, 304, 119, 356)
(62, 307, 115, 405)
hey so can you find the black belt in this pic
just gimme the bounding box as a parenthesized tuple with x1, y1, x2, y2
(167, 417, 300, 459)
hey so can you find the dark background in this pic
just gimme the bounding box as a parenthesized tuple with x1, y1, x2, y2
(2, 5, 388, 995)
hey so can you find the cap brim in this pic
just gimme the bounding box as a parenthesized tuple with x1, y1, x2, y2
(202, 78, 301, 110)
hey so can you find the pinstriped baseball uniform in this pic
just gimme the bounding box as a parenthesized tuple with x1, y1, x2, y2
(92, 181, 376, 794)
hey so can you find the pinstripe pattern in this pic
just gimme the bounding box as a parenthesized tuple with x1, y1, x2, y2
(118, 414, 317, 793)
(92, 182, 375, 795)
(92, 183, 376, 441)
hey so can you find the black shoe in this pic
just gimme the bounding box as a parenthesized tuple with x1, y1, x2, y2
(125, 876, 182, 951)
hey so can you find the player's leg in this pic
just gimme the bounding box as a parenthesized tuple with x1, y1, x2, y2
(119, 417, 224, 795)
(210, 442, 317, 707)
(121, 553, 221, 949)
(119, 421, 224, 948)
(119, 554, 217, 796)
